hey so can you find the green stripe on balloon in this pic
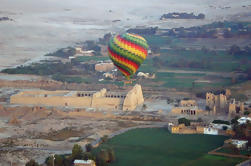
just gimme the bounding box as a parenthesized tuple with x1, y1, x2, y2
(109, 40, 144, 66)
(108, 51, 134, 75)
(107, 33, 148, 80)
(108, 49, 135, 75)
(109, 39, 144, 65)
(121, 34, 148, 49)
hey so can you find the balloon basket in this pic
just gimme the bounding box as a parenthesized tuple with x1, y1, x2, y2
(123, 80, 132, 86)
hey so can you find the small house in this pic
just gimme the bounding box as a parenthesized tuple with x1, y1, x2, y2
(74, 160, 96, 166)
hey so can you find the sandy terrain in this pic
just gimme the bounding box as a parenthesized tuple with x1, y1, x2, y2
(0, 79, 244, 165)
(0, 106, 147, 165)
(0, 88, 171, 166)
(0, 0, 251, 70)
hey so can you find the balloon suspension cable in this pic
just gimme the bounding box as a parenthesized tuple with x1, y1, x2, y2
(123, 78, 132, 86)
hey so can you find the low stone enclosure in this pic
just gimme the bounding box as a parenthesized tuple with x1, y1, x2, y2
(10, 84, 144, 111)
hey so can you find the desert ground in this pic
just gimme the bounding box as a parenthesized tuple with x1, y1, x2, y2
(0, 73, 218, 166)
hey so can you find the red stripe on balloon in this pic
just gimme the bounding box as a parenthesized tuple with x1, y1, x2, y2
(108, 47, 139, 70)
(117, 35, 148, 55)
(115, 64, 130, 76)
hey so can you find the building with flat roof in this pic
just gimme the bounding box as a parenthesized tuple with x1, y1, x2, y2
(10, 84, 144, 111)
(237, 117, 251, 124)
(170, 99, 207, 116)
(74, 160, 96, 166)
(95, 62, 114, 72)
(230, 139, 248, 149)
(206, 90, 245, 116)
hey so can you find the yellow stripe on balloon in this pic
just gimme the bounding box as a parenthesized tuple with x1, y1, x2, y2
(127, 33, 146, 42)
(109, 53, 137, 74)
(114, 37, 146, 60)
(108, 52, 137, 74)
(108, 54, 136, 75)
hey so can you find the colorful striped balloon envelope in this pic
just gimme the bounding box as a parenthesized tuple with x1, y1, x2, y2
(108, 33, 149, 80)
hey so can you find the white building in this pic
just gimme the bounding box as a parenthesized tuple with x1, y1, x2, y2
(103, 72, 114, 79)
(137, 72, 155, 79)
(74, 160, 96, 166)
(231, 139, 248, 149)
(95, 63, 114, 72)
(210, 123, 231, 130)
(204, 127, 218, 135)
(75, 47, 94, 56)
(237, 117, 251, 125)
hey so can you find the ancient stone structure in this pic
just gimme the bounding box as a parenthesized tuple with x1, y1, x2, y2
(75, 47, 94, 56)
(170, 124, 205, 134)
(10, 84, 144, 111)
(170, 99, 207, 116)
(225, 89, 231, 98)
(170, 123, 220, 135)
(95, 62, 114, 72)
(228, 99, 245, 116)
(179, 100, 197, 107)
(206, 90, 245, 116)
(206, 92, 227, 113)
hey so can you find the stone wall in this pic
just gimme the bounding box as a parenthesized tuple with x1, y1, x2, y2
(171, 125, 209, 134)
(10, 84, 144, 111)
(170, 124, 204, 134)
(170, 107, 207, 116)
(10, 91, 92, 108)
(95, 63, 114, 72)
(179, 100, 197, 107)
(228, 99, 245, 115)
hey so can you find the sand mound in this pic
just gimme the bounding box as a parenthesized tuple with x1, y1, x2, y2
(8, 116, 20, 125)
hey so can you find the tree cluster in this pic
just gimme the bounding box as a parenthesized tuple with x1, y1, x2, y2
(2, 62, 76, 76)
(45, 47, 76, 58)
(98, 33, 112, 45)
(127, 27, 158, 35)
(160, 12, 205, 20)
(178, 118, 190, 126)
(228, 45, 251, 57)
(162, 21, 250, 38)
(0, 17, 14, 21)
(212, 120, 230, 125)
(25, 159, 39, 166)
(83, 40, 101, 55)
(26, 142, 116, 166)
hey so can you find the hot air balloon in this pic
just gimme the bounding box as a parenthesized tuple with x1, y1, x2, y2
(108, 33, 148, 80)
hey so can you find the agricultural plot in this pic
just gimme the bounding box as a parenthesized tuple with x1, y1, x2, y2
(97, 128, 244, 166)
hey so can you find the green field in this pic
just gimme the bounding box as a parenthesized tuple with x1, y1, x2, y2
(73, 56, 109, 62)
(2, 23, 250, 90)
(97, 128, 244, 166)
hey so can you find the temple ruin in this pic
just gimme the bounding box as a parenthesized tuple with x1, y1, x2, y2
(10, 84, 144, 111)
(206, 90, 245, 115)
(170, 100, 207, 116)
